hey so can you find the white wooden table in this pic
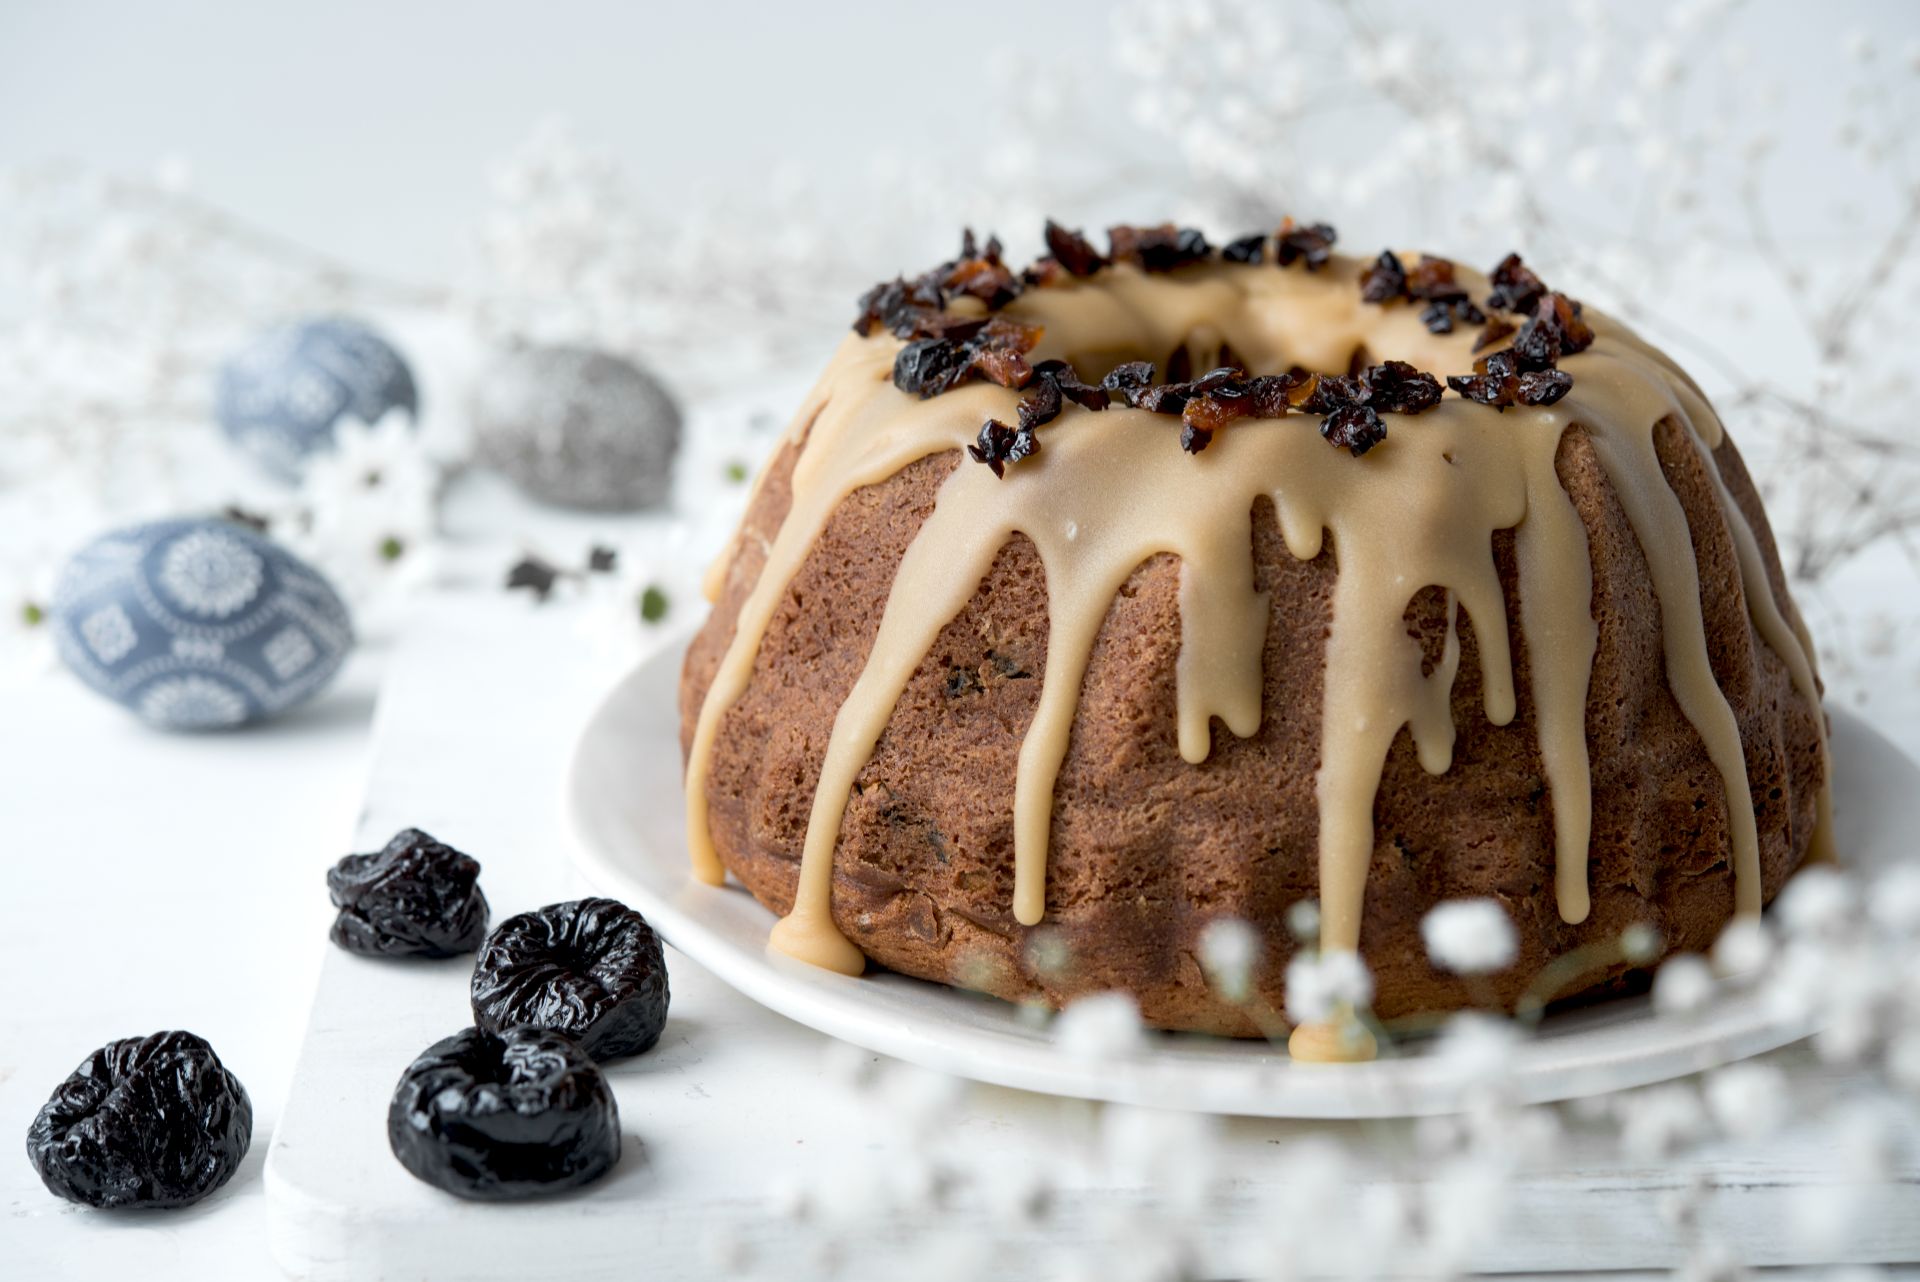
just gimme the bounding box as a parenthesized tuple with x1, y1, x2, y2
(6, 499, 1920, 1280)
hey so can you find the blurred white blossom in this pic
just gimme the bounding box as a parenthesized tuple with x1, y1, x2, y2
(1421, 898, 1518, 974)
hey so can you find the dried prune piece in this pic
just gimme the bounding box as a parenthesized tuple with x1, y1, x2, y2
(1516, 368, 1574, 405)
(965, 317, 1043, 389)
(1485, 252, 1548, 313)
(1525, 292, 1595, 359)
(943, 251, 1021, 309)
(1101, 361, 1157, 404)
(27, 1031, 251, 1209)
(969, 418, 1041, 477)
(1448, 349, 1525, 408)
(1322, 403, 1387, 456)
(1274, 220, 1337, 270)
(388, 1026, 618, 1201)
(1108, 224, 1212, 272)
(1043, 220, 1107, 276)
(328, 828, 489, 959)
(1359, 249, 1407, 303)
(1420, 298, 1487, 334)
(1297, 372, 1365, 414)
(1405, 255, 1462, 301)
(1362, 360, 1445, 414)
(893, 337, 973, 398)
(1246, 371, 1309, 417)
(1474, 316, 1517, 352)
(471, 897, 670, 1061)
(1222, 233, 1268, 264)
(853, 274, 945, 338)
(1031, 359, 1109, 412)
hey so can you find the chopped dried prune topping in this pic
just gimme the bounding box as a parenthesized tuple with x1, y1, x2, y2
(1405, 256, 1463, 302)
(1511, 292, 1595, 368)
(1447, 349, 1575, 408)
(1222, 233, 1268, 264)
(941, 231, 1022, 308)
(388, 1026, 618, 1202)
(1485, 252, 1549, 314)
(471, 897, 670, 1061)
(1101, 361, 1158, 403)
(1473, 316, 1518, 352)
(893, 337, 973, 398)
(1044, 220, 1107, 277)
(852, 274, 946, 338)
(1420, 298, 1488, 334)
(1361, 360, 1445, 414)
(966, 317, 1045, 389)
(1031, 359, 1109, 412)
(1359, 249, 1408, 303)
(1322, 403, 1388, 456)
(328, 828, 490, 959)
(1108, 224, 1213, 272)
(27, 1031, 251, 1209)
(969, 419, 1041, 477)
(1517, 368, 1575, 405)
(1379, 255, 1484, 333)
(1274, 220, 1337, 270)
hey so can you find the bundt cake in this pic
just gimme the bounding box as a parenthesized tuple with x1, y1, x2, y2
(678, 220, 1830, 1061)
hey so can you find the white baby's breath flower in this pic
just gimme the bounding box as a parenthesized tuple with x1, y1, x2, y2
(1616, 1083, 1707, 1159)
(1654, 954, 1717, 1015)
(1284, 950, 1374, 1025)
(1620, 921, 1663, 964)
(1703, 1062, 1788, 1140)
(1198, 917, 1259, 1003)
(1284, 899, 1320, 943)
(1054, 991, 1145, 1064)
(1712, 917, 1775, 976)
(1421, 898, 1518, 974)
(1867, 864, 1920, 934)
(1430, 1012, 1523, 1088)
(1774, 866, 1854, 937)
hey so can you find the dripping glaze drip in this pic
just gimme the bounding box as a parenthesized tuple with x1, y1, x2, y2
(684, 251, 1833, 1056)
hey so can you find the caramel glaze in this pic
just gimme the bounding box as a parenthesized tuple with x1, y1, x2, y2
(682, 253, 1833, 1061)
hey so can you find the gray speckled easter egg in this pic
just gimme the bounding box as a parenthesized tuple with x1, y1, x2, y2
(216, 317, 418, 482)
(471, 345, 682, 511)
(50, 518, 354, 731)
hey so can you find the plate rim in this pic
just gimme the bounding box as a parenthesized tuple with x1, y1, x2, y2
(566, 636, 1904, 1118)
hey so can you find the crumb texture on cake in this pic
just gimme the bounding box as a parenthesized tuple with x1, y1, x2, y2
(677, 244, 1828, 1036)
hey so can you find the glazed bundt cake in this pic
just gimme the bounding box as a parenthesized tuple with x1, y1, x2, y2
(678, 220, 1830, 1061)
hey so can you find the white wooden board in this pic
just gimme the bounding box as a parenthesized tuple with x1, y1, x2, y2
(265, 592, 1920, 1279)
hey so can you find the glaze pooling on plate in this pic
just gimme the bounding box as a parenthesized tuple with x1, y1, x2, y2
(682, 242, 1833, 1060)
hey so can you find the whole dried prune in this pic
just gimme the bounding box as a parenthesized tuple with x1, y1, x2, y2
(27, 1031, 251, 1209)
(1274, 220, 1337, 270)
(328, 828, 489, 959)
(1222, 233, 1268, 264)
(388, 1026, 618, 1201)
(1043, 220, 1107, 276)
(471, 897, 670, 1061)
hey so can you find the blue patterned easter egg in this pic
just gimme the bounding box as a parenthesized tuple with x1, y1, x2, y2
(216, 317, 418, 482)
(50, 518, 355, 730)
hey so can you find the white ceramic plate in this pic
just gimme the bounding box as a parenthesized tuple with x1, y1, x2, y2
(567, 637, 1914, 1118)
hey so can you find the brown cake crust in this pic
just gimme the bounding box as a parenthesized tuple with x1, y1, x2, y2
(680, 417, 1823, 1034)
